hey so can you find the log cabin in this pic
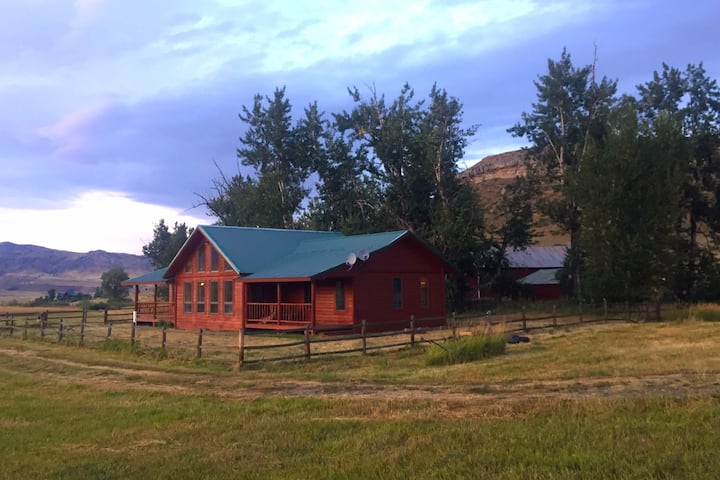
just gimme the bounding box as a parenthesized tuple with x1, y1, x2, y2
(123, 226, 453, 332)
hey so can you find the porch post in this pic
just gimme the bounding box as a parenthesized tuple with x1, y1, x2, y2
(276, 282, 281, 325)
(311, 281, 316, 330)
(153, 284, 158, 320)
(241, 282, 247, 328)
(134, 285, 139, 310)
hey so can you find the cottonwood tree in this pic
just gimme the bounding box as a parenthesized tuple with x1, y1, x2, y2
(339, 83, 483, 309)
(100, 267, 129, 301)
(142, 219, 193, 269)
(578, 98, 684, 312)
(637, 63, 720, 300)
(200, 87, 323, 228)
(509, 48, 617, 299)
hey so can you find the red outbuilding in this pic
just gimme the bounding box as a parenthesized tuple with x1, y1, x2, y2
(123, 226, 453, 332)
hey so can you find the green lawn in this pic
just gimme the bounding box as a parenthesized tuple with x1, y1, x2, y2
(1, 317, 720, 479)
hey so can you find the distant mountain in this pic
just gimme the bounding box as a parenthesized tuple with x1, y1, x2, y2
(459, 149, 569, 246)
(0, 242, 152, 300)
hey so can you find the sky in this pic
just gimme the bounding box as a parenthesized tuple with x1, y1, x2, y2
(1, 0, 719, 255)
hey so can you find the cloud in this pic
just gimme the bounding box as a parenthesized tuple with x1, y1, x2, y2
(0, 190, 208, 254)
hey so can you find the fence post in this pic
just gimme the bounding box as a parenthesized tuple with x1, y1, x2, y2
(106, 322, 112, 340)
(409, 316, 415, 347)
(603, 299, 608, 321)
(24, 319, 29, 340)
(9, 317, 14, 336)
(238, 328, 245, 367)
(131, 322, 137, 346)
(361, 320, 367, 355)
(196, 328, 203, 358)
(522, 307, 527, 331)
(104, 309, 108, 324)
(552, 305, 557, 328)
(304, 325, 311, 359)
(58, 319, 64, 342)
(162, 326, 167, 350)
(80, 313, 86, 346)
(626, 301, 630, 322)
(452, 312, 457, 340)
(579, 300, 584, 324)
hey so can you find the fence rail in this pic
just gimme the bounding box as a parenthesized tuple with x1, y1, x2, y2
(1, 303, 663, 367)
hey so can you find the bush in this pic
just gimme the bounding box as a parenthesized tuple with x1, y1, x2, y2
(425, 334, 506, 366)
(690, 304, 720, 322)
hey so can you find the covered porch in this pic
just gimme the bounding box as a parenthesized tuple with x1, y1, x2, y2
(245, 280, 313, 330)
(122, 268, 176, 326)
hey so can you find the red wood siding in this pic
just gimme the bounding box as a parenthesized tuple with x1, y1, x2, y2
(314, 279, 354, 326)
(172, 242, 242, 331)
(318, 236, 447, 329)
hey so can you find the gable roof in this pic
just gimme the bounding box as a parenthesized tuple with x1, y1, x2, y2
(506, 246, 567, 269)
(518, 268, 561, 285)
(164, 226, 451, 281)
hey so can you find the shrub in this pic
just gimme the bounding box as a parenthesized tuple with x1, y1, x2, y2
(425, 334, 506, 366)
(690, 304, 720, 322)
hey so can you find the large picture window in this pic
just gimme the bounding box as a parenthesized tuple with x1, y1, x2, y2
(335, 280, 345, 310)
(210, 249, 219, 271)
(196, 282, 206, 313)
(183, 282, 192, 313)
(209, 281, 219, 314)
(197, 246, 206, 272)
(223, 281, 233, 314)
(392, 277, 403, 309)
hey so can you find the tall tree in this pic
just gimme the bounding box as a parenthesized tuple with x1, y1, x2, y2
(637, 63, 720, 300)
(100, 267, 129, 301)
(142, 219, 193, 269)
(301, 122, 386, 233)
(509, 48, 617, 299)
(578, 98, 684, 310)
(339, 83, 483, 309)
(200, 87, 323, 228)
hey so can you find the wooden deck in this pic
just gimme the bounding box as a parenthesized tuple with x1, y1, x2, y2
(135, 302, 175, 326)
(245, 302, 312, 330)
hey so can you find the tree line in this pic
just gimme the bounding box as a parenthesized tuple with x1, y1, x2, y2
(144, 48, 720, 310)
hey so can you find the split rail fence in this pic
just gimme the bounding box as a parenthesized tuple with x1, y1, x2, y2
(0, 303, 648, 367)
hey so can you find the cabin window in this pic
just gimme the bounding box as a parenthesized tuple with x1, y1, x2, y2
(392, 277, 403, 309)
(183, 282, 192, 313)
(335, 280, 345, 310)
(210, 249, 219, 271)
(196, 282, 206, 313)
(184, 262, 191, 273)
(223, 281, 233, 314)
(420, 278, 429, 308)
(197, 245, 206, 271)
(209, 281, 219, 314)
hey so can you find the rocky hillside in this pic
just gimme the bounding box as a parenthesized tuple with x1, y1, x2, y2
(460, 149, 568, 246)
(0, 242, 152, 301)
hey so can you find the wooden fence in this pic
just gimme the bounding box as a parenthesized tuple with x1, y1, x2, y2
(0, 304, 647, 367)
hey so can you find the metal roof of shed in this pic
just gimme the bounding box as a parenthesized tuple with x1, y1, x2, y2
(507, 246, 567, 269)
(518, 268, 561, 285)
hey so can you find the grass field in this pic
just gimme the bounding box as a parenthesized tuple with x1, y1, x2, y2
(1, 312, 720, 479)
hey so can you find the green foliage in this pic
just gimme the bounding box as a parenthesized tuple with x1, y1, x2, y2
(99, 267, 129, 301)
(425, 334, 506, 365)
(509, 48, 618, 298)
(579, 98, 684, 302)
(638, 62, 720, 301)
(142, 219, 192, 269)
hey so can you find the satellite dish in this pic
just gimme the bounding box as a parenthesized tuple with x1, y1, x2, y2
(346, 252, 357, 267)
(358, 249, 370, 261)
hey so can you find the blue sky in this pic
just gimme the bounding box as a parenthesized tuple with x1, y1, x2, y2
(1, 0, 718, 253)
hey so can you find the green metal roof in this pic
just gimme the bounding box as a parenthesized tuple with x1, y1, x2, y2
(123, 267, 169, 285)
(245, 230, 408, 279)
(518, 268, 561, 285)
(160, 226, 449, 281)
(198, 225, 342, 274)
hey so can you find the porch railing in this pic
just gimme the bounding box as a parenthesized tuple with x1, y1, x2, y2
(247, 303, 312, 324)
(136, 302, 174, 320)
